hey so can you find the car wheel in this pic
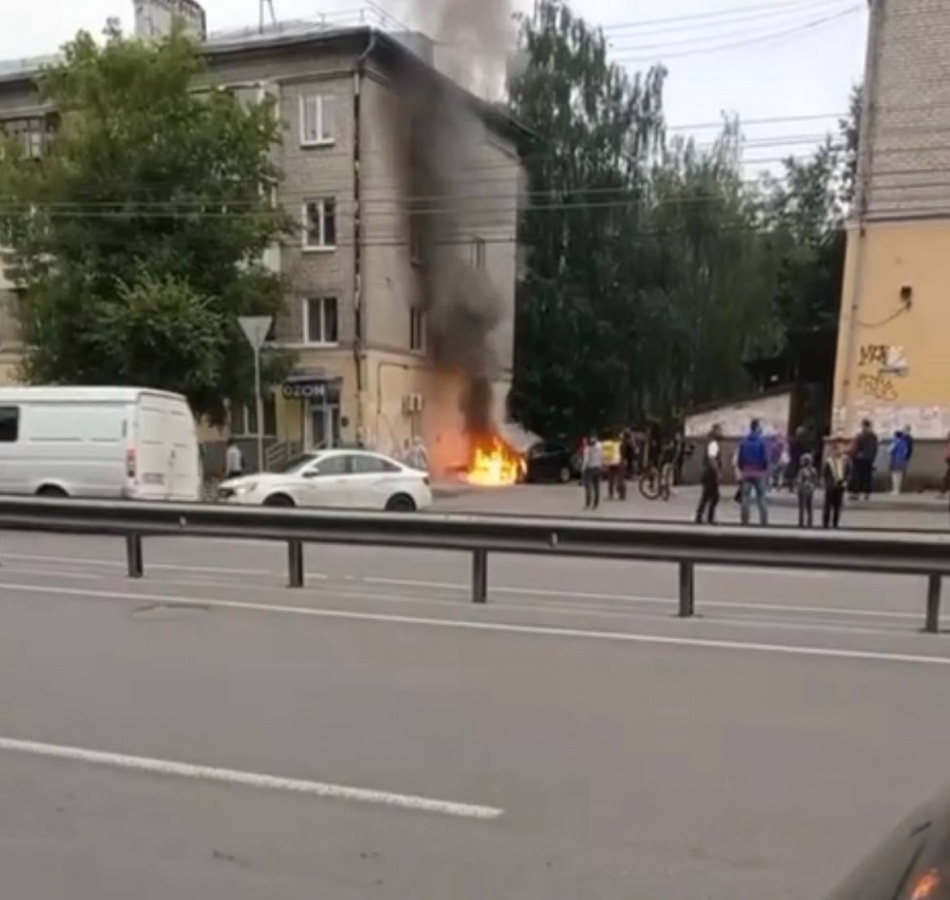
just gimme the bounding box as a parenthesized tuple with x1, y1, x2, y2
(36, 485, 68, 498)
(263, 493, 295, 508)
(386, 494, 416, 512)
(558, 465, 571, 484)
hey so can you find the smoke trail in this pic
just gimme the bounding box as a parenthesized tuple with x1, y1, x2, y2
(395, 0, 514, 442)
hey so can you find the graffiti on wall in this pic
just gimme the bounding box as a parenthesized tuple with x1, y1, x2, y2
(856, 343, 907, 403)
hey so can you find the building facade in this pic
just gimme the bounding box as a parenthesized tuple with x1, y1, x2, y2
(0, 23, 526, 470)
(833, 0, 950, 472)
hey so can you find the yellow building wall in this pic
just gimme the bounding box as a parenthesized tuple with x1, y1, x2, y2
(832, 219, 950, 439)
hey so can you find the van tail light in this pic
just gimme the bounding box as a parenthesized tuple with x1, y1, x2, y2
(126, 447, 137, 478)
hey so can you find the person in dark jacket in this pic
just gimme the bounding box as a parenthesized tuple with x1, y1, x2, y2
(695, 425, 722, 524)
(850, 419, 878, 500)
(735, 418, 769, 526)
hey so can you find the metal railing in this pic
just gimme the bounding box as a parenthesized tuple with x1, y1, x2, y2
(0, 496, 948, 632)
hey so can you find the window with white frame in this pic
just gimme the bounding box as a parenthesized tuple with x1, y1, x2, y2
(410, 307, 426, 352)
(299, 95, 336, 146)
(302, 198, 337, 249)
(472, 236, 486, 269)
(304, 296, 339, 345)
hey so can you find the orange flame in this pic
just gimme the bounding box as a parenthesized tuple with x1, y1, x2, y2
(465, 434, 526, 487)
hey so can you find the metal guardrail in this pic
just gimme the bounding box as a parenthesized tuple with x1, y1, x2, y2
(0, 496, 948, 632)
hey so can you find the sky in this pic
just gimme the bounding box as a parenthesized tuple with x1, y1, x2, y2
(0, 0, 869, 170)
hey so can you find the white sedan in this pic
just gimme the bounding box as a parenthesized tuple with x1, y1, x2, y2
(218, 449, 433, 512)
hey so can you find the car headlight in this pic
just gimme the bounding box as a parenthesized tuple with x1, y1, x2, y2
(232, 482, 258, 496)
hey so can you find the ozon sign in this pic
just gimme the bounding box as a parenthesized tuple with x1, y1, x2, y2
(282, 382, 328, 400)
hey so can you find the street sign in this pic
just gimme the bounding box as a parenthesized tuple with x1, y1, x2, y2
(239, 316, 273, 351)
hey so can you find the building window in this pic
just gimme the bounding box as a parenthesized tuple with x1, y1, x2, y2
(299, 95, 336, 146)
(304, 296, 339, 345)
(230, 397, 276, 436)
(410, 307, 426, 352)
(0, 116, 50, 160)
(472, 237, 486, 269)
(0, 406, 19, 442)
(302, 198, 337, 250)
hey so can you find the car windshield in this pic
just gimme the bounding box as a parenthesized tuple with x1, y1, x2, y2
(270, 453, 321, 475)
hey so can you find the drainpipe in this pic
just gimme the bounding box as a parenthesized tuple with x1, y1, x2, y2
(839, 0, 881, 434)
(351, 31, 376, 444)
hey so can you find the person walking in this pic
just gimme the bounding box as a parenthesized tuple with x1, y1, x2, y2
(787, 426, 807, 491)
(822, 437, 851, 528)
(694, 425, 722, 524)
(795, 453, 819, 528)
(225, 438, 244, 480)
(736, 419, 770, 525)
(888, 429, 910, 495)
(602, 433, 623, 500)
(850, 419, 878, 500)
(582, 432, 603, 510)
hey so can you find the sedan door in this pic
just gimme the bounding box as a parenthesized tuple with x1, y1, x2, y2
(298, 454, 352, 507)
(343, 454, 406, 509)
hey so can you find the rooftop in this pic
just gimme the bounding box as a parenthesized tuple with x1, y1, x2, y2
(0, 7, 530, 142)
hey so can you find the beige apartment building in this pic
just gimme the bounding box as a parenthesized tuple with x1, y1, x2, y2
(832, 0, 950, 477)
(0, 20, 527, 469)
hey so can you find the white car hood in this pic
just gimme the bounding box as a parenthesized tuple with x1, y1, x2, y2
(220, 473, 289, 489)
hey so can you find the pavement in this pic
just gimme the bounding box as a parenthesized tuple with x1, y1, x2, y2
(433, 480, 950, 529)
(1, 499, 949, 898)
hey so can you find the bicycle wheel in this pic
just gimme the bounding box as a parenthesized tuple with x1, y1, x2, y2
(639, 468, 660, 500)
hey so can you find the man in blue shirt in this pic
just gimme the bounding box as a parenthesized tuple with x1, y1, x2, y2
(735, 418, 769, 526)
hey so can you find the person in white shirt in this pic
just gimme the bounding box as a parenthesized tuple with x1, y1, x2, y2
(225, 439, 244, 480)
(581, 432, 603, 510)
(694, 425, 722, 524)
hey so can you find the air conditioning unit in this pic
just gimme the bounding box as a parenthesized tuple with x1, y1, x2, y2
(402, 393, 424, 413)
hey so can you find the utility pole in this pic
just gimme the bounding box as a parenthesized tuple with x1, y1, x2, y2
(259, 0, 277, 32)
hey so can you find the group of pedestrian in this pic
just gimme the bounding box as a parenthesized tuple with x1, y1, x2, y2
(693, 418, 853, 529)
(580, 429, 640, 510)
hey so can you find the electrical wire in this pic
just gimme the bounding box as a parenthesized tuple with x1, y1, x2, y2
(613, 6, 862, 64)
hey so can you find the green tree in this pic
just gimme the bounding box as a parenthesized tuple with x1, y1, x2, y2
(0, 27, 290, 422)
(507, 0, 665, 436)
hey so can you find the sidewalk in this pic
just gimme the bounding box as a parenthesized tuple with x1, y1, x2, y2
(676, 484, 949, 514)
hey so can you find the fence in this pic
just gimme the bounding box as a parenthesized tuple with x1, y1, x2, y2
(0, 496, 948, 632)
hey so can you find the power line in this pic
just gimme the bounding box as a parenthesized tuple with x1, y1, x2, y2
(614, 6, 862, 64)
(599, 0, 845, 33)
(607, 0, 855, 52)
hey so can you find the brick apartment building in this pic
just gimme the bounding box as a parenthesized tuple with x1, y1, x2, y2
(0, 12, 527, 471)
(832, 0, 950, 476)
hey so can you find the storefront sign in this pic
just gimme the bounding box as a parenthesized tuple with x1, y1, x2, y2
(281, 378, 341, 402)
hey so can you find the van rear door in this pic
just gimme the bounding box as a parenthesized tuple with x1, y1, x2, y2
(130, 396, 171, 500)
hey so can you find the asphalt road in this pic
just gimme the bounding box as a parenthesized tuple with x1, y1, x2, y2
(0, 502, 949, 899)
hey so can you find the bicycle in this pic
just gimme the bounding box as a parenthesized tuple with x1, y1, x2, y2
(638, 461, 674, 501)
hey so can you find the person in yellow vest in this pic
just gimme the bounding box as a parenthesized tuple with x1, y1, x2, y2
(602, 434, 625, 500)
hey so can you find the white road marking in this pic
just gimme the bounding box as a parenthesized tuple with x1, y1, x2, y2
(1, 580, 947, 667)
(0, 554, 917, 623)
(361, 577, 917, 621)
(0, 736, 503, 820)
(0, 553, 328, 581)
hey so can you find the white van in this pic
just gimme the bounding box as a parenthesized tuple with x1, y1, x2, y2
(0, 386, 201, 501)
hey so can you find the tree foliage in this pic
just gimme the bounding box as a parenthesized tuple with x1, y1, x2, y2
(0, 27, 290, 422)
(508, 0, 859, 438)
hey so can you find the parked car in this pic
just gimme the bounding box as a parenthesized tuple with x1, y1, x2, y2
(0, 385, 201, 501)
(218, 448, 432, 512)
(823, 783, 950, 899)
(523, 440, 581, 484)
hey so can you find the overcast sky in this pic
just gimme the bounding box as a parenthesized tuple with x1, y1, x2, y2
(0, 0, 868, 167)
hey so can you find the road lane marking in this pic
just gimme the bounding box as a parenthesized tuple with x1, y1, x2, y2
(361, 577, 917, 621)
(0, 736, 503, 820)
(0, 554, 911, 622)
(0, 580, 947, 667)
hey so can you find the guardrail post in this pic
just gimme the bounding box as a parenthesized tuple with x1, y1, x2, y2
(472, 550, 488, 604)
(678, 561, 695, 618)
(126, 535, 143, 579)
(287, 540, 304, 588)
(926, 574, 942, 633)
